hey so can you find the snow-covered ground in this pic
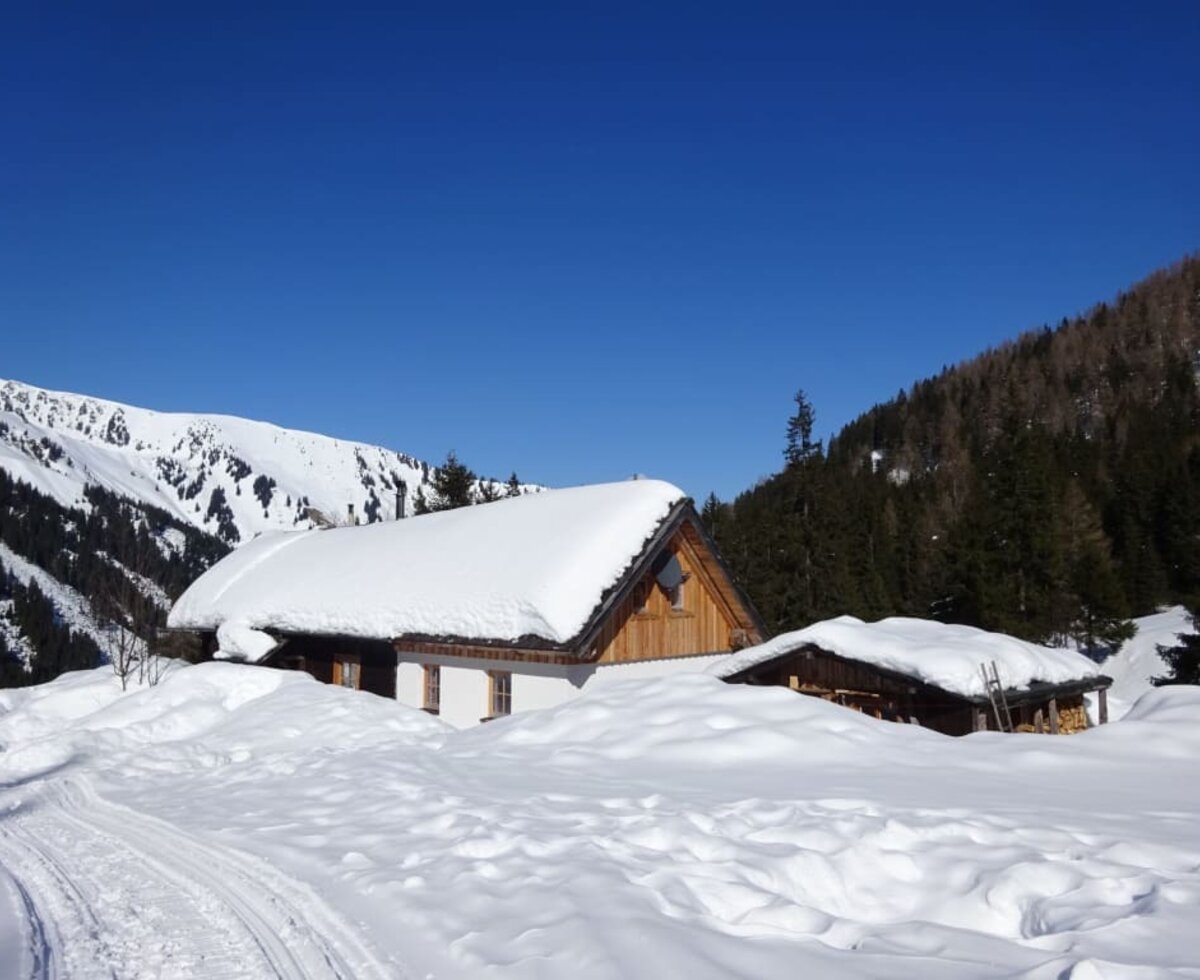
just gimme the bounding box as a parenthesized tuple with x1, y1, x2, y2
(1099, 607, 1195, 719)
(2, 664, 1198, 978)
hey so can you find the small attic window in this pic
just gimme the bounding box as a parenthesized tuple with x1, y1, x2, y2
(651, 550, 689, 611)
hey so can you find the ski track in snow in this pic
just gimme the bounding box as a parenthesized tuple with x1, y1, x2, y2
(0, 777, 398, 980)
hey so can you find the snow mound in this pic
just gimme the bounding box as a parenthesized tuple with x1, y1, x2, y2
(1099, 606, 1194, 718)
(0, 662, 448, 783)
(1118, 683, 1200, 725)
(712, 615, 1101, 697)
(169, 479, 685, 649)
(451, 673, 910, 768)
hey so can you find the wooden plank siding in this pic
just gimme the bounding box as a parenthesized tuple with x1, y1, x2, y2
(396, 641, 578, 666)
(594, 530, 739, 664)
(676, 519, 763, 644)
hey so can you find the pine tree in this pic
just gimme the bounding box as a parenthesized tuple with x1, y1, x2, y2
(426, 452, 477, 511)
(1154, 605, 1200, 685)
(1059, 482, 1133, 654)
(784, 389, 822, 467)
(506, 472, 522, 498)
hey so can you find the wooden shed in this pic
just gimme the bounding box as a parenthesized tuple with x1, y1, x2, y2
(714, 616, 1112, 736)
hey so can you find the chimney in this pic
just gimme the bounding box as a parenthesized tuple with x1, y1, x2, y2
(396, 482, 407, 520)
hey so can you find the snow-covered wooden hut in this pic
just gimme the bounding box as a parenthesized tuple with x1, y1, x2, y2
(711, 616, 1113, 735)
(167, 479, 764, 726)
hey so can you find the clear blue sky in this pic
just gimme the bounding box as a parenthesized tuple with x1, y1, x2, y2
(3, 4, 1197, 500)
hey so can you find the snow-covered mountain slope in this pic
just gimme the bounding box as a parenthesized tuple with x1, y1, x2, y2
(1, 665, 1198, 978)
(1099, 605, 1195, 718)
(1, 378, 501, 545)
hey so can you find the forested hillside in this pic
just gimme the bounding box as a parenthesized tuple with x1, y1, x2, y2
(0, 469, 229, 685)
(709, 255, 1200, 652)
(0, 379, 536, 687)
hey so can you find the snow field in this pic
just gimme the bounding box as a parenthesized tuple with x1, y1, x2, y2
(2, 665, 1199, 978)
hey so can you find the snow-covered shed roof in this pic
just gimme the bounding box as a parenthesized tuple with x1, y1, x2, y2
(710, 616, 1106, 700)
(168, 479, 689, 659)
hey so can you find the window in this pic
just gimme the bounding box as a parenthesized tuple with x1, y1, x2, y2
(423, 664, 441, 713)
(334, 655, 360, 689)
(489, 670, 512, 717)
(669, 579, 685, 610)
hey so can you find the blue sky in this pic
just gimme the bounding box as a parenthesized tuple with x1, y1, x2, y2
(3, 4, 1198, 499)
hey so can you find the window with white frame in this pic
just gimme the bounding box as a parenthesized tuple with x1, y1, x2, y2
(490, 670, 512, 717)
(335, 655, 360, 689)
(423, 664, 441, 712)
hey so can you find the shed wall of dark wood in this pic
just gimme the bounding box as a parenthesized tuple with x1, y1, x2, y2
(738, 648, 1090, 736)
(744, 648, 977, 735)
(267, 635, 397, 699)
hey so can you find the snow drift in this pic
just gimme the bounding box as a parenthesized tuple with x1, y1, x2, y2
(2, 662, 1199, 978)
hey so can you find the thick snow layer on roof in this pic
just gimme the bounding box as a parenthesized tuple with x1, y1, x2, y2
(168, 479, 685, 652)
(710, 615, 1102, 698)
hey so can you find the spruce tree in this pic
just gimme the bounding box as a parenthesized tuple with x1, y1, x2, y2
(784, 389, 821, 467)
(1154, 605, 1200, 685)
(699, 493, 723, 535)
(426, 451, 477, 511)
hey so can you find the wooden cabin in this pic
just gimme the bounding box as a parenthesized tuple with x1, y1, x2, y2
(172, 479, 765, 727)
(715, 617, 1112, 736)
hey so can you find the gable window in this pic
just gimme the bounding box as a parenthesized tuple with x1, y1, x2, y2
(652, 549, 690, 613)
(423, 664, 441, 713)
(334, 654, 361, 689)
(489, 670, 512, 717)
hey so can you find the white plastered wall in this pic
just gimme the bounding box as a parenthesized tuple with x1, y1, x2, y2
(395, 650, 730, 729)
(396, 652, 581, 729)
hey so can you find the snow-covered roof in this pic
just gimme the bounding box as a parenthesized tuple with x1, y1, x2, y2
(168, 480, 687, 659)
(710, 615, 1104, 699)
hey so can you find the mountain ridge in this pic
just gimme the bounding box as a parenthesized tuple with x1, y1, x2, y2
(0, 377, 499, 545)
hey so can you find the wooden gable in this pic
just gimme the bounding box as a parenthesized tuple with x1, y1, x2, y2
(592, 520, 761, 664)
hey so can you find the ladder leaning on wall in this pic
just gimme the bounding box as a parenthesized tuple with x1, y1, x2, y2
(980, 660, 1014, 732)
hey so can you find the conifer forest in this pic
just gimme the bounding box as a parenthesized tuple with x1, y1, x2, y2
(706, 256, 1200, 655)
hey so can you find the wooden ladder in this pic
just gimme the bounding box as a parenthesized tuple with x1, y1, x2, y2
(980, 660, 1014, 732)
